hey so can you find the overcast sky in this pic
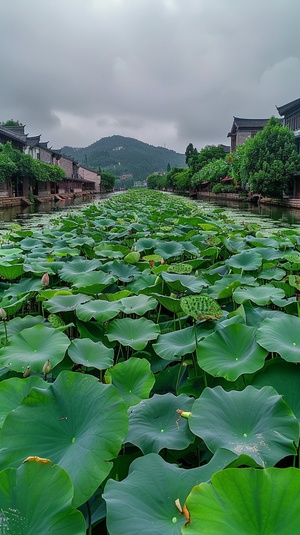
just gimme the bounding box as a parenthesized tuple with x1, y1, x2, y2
(1, 0, 299, 154)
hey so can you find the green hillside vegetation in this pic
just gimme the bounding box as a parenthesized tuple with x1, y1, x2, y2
(60, 135, 186, 180)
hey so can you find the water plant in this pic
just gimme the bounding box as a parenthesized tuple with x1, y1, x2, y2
(0, 189, 300, 533)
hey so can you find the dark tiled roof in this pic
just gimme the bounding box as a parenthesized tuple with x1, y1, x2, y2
(233, 117, 269, 128)
(0, 126, 27, 144)
(277, 98, 300, 116)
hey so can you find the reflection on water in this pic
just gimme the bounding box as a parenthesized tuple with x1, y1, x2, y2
(1, 193, 300, 229)
(196, 198, 300, 227)
(0, 194, 110, 228)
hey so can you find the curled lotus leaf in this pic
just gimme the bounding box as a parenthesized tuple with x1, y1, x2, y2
(180, 294, 222, 321)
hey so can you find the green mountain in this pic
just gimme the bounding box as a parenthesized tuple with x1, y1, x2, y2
(60, 135, 186, 180)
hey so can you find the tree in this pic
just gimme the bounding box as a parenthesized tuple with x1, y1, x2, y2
(191, 158, 231, 189)
(0, 119, 23, 126)
(240, 116, 300, 197)
(100, 172, 115, 192)
(185, 143, 198, 165)
(187, 144, 226, 175)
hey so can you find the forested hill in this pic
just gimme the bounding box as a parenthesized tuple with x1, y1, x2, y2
(60, 135, 186, 179)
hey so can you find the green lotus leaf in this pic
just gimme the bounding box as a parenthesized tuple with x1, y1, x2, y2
(233, 284, 285, 306)
(43, 293, 92, 313)
(257, 267, 286, 281)
(0, 376, 50, 429)
(284, 252, 300, 263)
(188, 385, 299, 466)
(207, 274, 257, 299)
(68, 338, 114, 369)
(0, 324, 70, 373)
(154, 241, 185, 260)
(124, 251, 140, 264)
(58, 258, 102, 282)
(105, 357, 155, 408)
(134, 237, 159, 252)
(95, 249, 124, 259)
(72, 271, 116, 294)
(104, 260, 141, 282)
(104, 451, 243, 535)
(225, 250, 262, 270)
(142, 253, 162, 262)
(180, 294, 222, 321)
(0, 371, 128, 507)
(0, 314, 48, 338)
(19, 236, 44, 250)
(0, 461, 86, 534)
(256, 315, 300, 362)
(23, 260, 64, 275)
(183, 467, 300, 535)
(287, 274, 300, 290)
(125, 393, 194, 454)
(76, 299, 123, 322)
(2, 277, 42, 297)
(105, 289, 132, 301)
(119, 295, 157, 316)
(197, 324, 268, 381)
(251, 358, 300, 428)
(0, 294, 31, 317)
(152, 293, 183, 313)
(106, 317, 160, 350)
(161, 272, 208, 293)
(153, 326, 196, 361)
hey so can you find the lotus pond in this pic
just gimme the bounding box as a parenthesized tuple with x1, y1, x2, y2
(1, 189, 300, 533)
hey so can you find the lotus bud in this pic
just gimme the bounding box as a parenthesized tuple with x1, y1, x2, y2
(161, 258, 165, 265)
(170, 293, 177, 299)
(195, 270, 199, 277)
(23, 366, 30, 378)
(42, 359, 51, 377)
(154, 275, 160, 285)
(0, 308, 7, 321)
(41, 273, 49, 288)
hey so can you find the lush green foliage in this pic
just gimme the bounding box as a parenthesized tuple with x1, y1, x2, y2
(100, 171, 116, 192)
(0, 142, 66, 184)
(191, 158, 231, 188)
(238, 116, 300, 197)
(0, 189, 300, 532)
(187, 144, 227, 175)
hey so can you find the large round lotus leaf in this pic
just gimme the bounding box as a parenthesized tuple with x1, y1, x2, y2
(188, 386, 299, 467)
(43, 293, 92, 313)
(2, 277, 42, 297)
(0, 324, 70, 374)
(106, 317, 160, 350)
(207, 274, 257, 299)
(0, 294, 30, 316)
(104, 450, 243, 535)
(76, 299, 123, 322)
(183, 467, 300, 535)
(154, 241, 185, 260)
(197, 324, 268, 381)
(105, 357, 155, 408)
(104, 260, 141, 282)
(257, 267, 286, 281)
(0, 263, 24, 280)
(3, 315, 48, 337)
(251, 359, 300, 428)
(72, 271, 116, 294)
(225, 249, 262, 271)
(134, 237, 159, 252)
(119, 295, 157, 316)
(58, 258, 102, 282)
(180, 294, 222, 321)
(161, 272, 208, 293)
(153, 326, 196, 361)
(68, 338, 114, 370)
(0, 376, 50, 429)
(0, 461, 86, 534)
(233, 285, 285, 306)
(0, 371, 128, 507)
(125, 393, 194, 454)
(256, 315, 300, 362)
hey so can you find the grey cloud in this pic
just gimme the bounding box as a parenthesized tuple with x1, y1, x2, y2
(0, 0, 299, 152)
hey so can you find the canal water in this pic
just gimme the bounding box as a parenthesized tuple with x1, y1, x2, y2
(1, 193, 300, 229)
